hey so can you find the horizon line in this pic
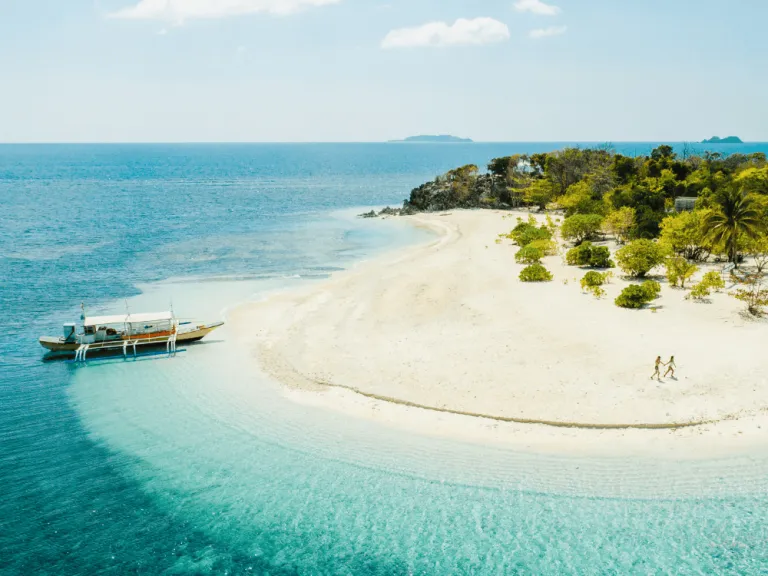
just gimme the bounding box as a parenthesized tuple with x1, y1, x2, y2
(0, 140, 760, 145)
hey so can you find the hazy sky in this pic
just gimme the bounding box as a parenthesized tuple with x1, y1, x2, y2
(1, 0, 765, 142)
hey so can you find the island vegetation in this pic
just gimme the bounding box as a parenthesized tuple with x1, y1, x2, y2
(394, 145, 768, 315)
(702, 136, 743, 144)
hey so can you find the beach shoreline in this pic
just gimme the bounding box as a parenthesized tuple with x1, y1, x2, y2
(230, 209, 768, 458)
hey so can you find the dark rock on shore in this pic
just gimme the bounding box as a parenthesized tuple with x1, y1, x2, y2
(357, 206, 416, 218)
(402, 173, 514, 213)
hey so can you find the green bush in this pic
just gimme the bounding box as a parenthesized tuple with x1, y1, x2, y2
(581, 271, 606, 289)
(686, 282, 711, 301)
(528, 238, 557, 256)
(665, 256, 698, 288)
(519, 263, 553, 282)
(566, 243, 591, 266)
(641, 280, 661, 299)
(615, 239, 667, 277)
(509, 221, 552, 247)
(588, 246, 615, 268)
(615, 285, 655, 309)
(701, 270, 725, 292)
(565, 242, 615, 268)
(515, 245, 544, 265)
(561, 214, 604, 245)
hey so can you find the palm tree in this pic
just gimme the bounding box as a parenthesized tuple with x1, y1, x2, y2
(703, 188, 763, 266)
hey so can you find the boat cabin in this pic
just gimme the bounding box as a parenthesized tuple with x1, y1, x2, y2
(80, 312, 177, 344)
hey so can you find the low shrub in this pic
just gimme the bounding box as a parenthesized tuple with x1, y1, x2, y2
(701, 270, 725, 292)
(508, 221, 552, 247)
(520, 263, 553, 282)
(565, 242, 615, 268)
(527, 238, 558, 256)
(615, 284, 655, 309)
(515, 245, 544, 265)
(641, 279, 661, 299)
(686, 282, 711, 301)
(581, 271, 606, 289)
(588, 246, 615, 268)
(665, 257, 698, 288)
(566, 243, 590, 266)
(586, 285, 607, 299)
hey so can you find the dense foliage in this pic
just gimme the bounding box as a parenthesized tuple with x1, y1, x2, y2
(561, 214, 604, 245)
(666, 257, 698, 288)
(641, 280, 662, 299)
(407, 145, 768, 308)
(565, 242, 614, 268)
(515, 245, 544, 265)
(615, 284, 656, 309)
(405, 145, 768, 248)
(519, 263, 553, 282)
(506, 219, 553, 247)
(615, 240, 667, 277)
(581, 271, 607, 288)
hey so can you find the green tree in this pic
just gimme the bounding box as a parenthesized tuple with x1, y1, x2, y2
(559, 182, 606, 216)
(602, 207, 636, 244)
(702, 189, 763, 266)
(735, 166, 768, 195)
(732, 273, 768, 316)
(523, 179, 557, 210)
(743, 234, 768, 274)
(615, 239, 667, 277)
(665, 257, 698, 288)
(561, 214, 604, 245)
(658, 210, 712, 262)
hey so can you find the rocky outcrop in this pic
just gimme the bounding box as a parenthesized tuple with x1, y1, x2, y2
(403, 174, 512, 213)
(357, 206, 416, 219)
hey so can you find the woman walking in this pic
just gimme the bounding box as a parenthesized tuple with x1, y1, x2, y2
(664, 356, 676, 379)
(651, 356, 663, 381)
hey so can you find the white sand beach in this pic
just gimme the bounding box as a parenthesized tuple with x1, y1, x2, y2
(231, 210, 768, 457)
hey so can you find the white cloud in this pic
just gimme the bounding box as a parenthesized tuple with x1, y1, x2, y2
(513, 0, 561, 16)
(529, 25, 567, 38)
(381, 17, 510, 49)
(109, 0, 341, 22)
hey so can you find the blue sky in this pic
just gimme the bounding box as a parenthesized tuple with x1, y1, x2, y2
(0, 0, 765, 142)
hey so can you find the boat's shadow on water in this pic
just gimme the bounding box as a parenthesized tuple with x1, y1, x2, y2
(40, 339, 226, 364)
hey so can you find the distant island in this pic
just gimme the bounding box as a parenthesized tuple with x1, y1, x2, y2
(701, 136, 743, 144)
(389, 135, 473, 144)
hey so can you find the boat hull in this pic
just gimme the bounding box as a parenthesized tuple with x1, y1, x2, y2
(39, 322, 224, 358)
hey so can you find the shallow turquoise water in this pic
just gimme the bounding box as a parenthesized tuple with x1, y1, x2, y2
(2, 143, 768, 574)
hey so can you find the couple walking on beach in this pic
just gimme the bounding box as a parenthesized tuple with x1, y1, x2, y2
(651, 356, 676, 381)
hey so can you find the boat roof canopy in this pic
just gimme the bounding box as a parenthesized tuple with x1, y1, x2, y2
(84, 311, 174, 327)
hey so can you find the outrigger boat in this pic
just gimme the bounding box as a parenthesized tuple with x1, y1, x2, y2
(39, 306, 224, 360)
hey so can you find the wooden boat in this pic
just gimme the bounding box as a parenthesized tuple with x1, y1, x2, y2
(39, 309, 224, 360)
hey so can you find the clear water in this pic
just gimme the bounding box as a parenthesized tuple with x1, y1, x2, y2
(2, 143, 768, 575)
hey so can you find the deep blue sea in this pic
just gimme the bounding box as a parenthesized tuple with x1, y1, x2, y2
(2, 143, 768, 575)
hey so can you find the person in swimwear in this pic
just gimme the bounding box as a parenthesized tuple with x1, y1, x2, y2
(651, 356, 663, 381)
(663, 356, 676, 379)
